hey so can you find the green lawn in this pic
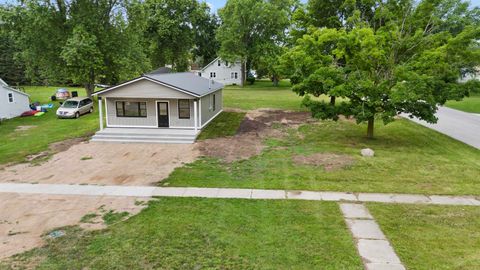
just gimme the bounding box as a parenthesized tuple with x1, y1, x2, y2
(4, 198, 363, 269)
(223, 80, 331, 111)
(197, 111, 246, 140)
(165, 118, 480, 195)
(445, 93, 480, 113)
(368, 204, 480, 269)
(0, 86, 99, 165)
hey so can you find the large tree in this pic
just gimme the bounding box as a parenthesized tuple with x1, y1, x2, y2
(128, 0, 216, 71)
(282, 0, 480, 138)
(4, 0, 150, 96)
(216, 0, 295, 86)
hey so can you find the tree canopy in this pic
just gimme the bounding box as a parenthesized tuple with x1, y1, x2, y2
(0, 0, 219, 95)
(216, 0, 296, 86)
(282, 0, 480, 138)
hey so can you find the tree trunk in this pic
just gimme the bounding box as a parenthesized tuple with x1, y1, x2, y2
(272, 75, 279, 87)
(367, 118, 374, 139)
(240, 60, 246, 87)
(330, 96, 336, 105)
(85, 68, 95, 97)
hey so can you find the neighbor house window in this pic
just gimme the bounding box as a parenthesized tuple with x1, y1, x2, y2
(7, 92, 14, 103)
(217, 60, 221, 66)
(231, 72, 238, 79)
(116, 101, 147, 117)
(178, 99, 190, 119)
(210, 72, 216, 78)
(225, 61, 229, 66)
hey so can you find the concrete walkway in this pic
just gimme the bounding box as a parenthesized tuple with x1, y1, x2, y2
(340, 203, 406, 270)
(1, 183, 479, 206)
(405, 106, 480, 149)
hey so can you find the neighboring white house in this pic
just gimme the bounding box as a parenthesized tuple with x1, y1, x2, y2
(198, 57, 243, 85)
(0, 78, 30, 120)
(91, 72, 223, 144)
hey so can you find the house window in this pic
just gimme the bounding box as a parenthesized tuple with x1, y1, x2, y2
(217, 60, 221, 66)
(178, 99, 190, 119)
(7, 92, 14, 103)
(198, 72, 202, 77)
(210, 72, 216, 78)
(231, 72, 238, 79)
(212, 94, 216, 111)
(225, 61, 229, 66)
(116, 101, 147, 117)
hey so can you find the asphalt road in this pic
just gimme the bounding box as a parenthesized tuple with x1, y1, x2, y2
(405, 107, 480, 150)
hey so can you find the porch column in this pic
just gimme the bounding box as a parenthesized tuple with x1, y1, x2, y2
(194, 100, 198, 132)
(98, 96, 104, 130)
(198, 99, 202, 128)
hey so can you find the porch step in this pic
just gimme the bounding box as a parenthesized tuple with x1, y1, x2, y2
(90, 128, 198, 144)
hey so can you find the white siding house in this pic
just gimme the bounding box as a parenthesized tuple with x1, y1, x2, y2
(91, 72, 223, 144)
(0, 78, 30, 120)
(199, 57, 243, 85)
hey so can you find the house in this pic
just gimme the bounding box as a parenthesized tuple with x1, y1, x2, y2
(0, 78, 30, 120)
(199, 57, 243, 85)
(91, 72, 223, 144)
(147, 66, 172, 75)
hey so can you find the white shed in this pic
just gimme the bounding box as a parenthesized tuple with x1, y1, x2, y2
(199, 57, 243, 85)
(0, 78, 30, 120)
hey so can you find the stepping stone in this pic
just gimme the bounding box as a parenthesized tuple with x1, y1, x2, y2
(345, 219, 386, 240)
(216, 188, 252, 199)
(357, 239, 402, 264)
(340, 203, 373, 219)
(319, 192, 357, 201)
(251, 189, 286, 199)
(286, 190, 322, 200)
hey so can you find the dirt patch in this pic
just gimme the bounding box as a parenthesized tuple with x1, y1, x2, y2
(0, 142, 199, 186)
(0, 193, 149, 260)
(198, 109, 313, 162)
(293, 153, 356, 171)
(14, 125, 36, 132)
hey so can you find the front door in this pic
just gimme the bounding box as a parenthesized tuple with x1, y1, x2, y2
(157, 102, 169, 127)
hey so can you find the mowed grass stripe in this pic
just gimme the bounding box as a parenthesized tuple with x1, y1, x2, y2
(5, 198, 363, 269)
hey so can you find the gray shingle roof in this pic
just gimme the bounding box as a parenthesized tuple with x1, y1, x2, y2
(144, 72, 223, 97)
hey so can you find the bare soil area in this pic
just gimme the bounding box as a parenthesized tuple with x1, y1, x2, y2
(293, 153, 356, 171)
(198, 109, 312, 162)
(0, 142, 199, 186)
(0, 193, 149, 259)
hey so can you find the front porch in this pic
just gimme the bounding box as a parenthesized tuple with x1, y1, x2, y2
(91, 127, 199, 144)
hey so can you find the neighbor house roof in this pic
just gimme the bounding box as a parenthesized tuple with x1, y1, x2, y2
(146, 67, 172, 75)
(200, 57, 241, 71)
(93, 72, 223, 97)
(0, 78, 30, 97)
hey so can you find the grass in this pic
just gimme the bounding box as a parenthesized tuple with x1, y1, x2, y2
(445, 93, 480, 113)
(165, 119, 480, 195)
(4, 198, 363, 269)
(197, 111, 246, 140)
(368, 204, 480, 269)
(223, 80, 332, 111)
(0, 86, 99, 165)
(101, 210, 129, 225)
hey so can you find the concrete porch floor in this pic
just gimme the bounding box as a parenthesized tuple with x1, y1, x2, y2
(91, 127, 200, 144)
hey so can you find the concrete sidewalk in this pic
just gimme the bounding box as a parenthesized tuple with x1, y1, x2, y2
(1, 183, 479, 206)
(405, 106, 480, 149)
